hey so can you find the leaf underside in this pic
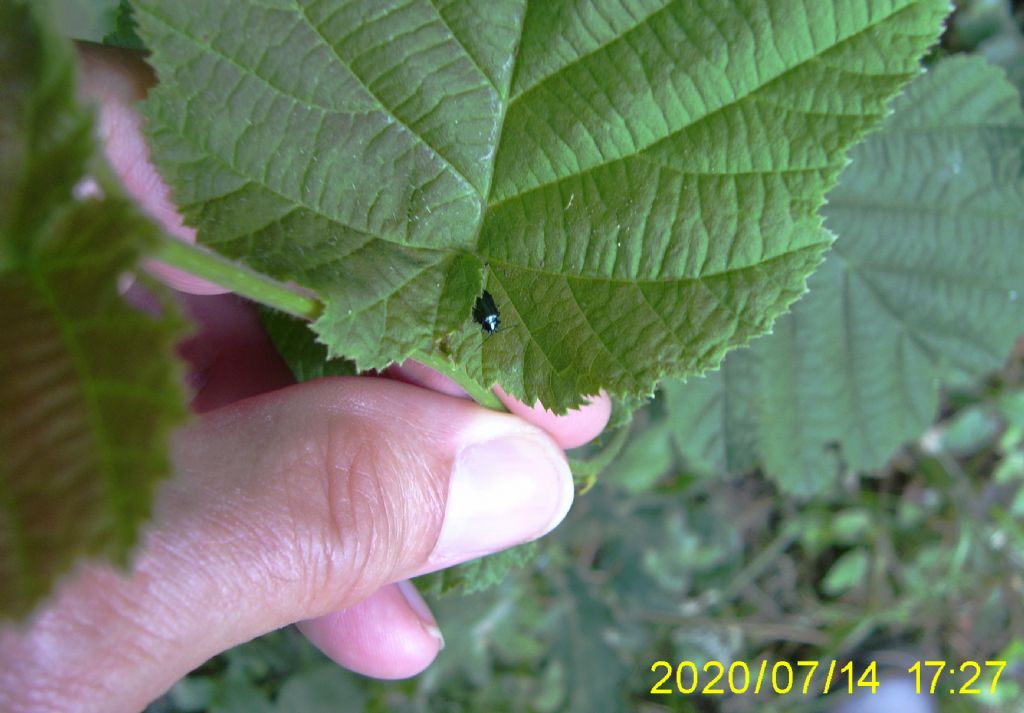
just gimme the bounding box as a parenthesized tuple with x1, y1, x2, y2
(134, 0, 949, 412)
(261, 308, 358, 380)
(418, 542, 538, 597)
(0, 2, 187, 619)
(665, 57, 1024, 494)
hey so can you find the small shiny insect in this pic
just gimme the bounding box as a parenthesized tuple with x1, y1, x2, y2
(472, 290, 501, 335)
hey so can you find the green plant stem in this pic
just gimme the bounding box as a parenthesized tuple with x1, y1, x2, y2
(411, 350, 507, 412)
(154, 238, 322, 321)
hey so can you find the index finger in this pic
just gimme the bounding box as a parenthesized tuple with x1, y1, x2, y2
(384, 360, 611, 450)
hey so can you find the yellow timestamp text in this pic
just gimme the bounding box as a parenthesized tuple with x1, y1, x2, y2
(649, 659, 1009, 697)
(649, 660, 883, 696)
(908, 660, 1006, 695)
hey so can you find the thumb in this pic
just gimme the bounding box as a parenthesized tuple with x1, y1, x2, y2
(0, 377, 573, 713)
(169, 375, 574, 594)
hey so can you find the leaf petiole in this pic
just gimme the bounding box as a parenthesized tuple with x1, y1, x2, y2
(411, 349, 508, 413)
(152, 237, 322, 321)
(156, 238, 510, 413)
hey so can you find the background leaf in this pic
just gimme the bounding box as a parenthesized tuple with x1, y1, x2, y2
(102, 0, 146, 51)
(274, 665, 367, 713)
(50, 0, 121, 44)
(666, 56, 1024, 493)
(821, 547, 870, 596)
(260, 309, 357, 381)
(0, 1, 186, 618)
(134, 0, 949, 412)
(951, 0, 1024, 93)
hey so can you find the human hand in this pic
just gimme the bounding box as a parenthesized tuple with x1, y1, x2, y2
(0, 45, 611, 713)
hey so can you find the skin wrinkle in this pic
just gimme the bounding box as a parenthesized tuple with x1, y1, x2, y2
(306, 388, 447, 611)
(227, 427, 342, 614)
(320, 412, 369, 609)
(144, 507, 276, 640)
(164, 401, 322, 618)
(312, 415, 346, 611)
(163, 467, 281, 601)
(183, 378, 448, 616)
(141, 531, 230, 631)
(67, 569, 175, 658)
(275, 418, 342, 615)
(338, 429, 395, 606)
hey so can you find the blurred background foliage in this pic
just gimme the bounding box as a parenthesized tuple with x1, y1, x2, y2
(147, 339, 1024, 713)
(122, 0, 1024, 711)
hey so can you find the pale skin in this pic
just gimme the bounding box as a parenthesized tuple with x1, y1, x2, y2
(0, 45, 612, 712)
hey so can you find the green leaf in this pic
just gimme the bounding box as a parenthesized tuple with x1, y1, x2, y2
(133, 0, 949, 412)
(831, 508, 871, 543)
(607, 419, 672, 493)
(167, 677, 216, 712)
(275, 664, 367, 713)
(260, 309, 357, 381)
(821, 548, 869, 596)
(939, 405, 1002, 455)
(552, 571, 630, 713)
(102, 0, 146, 51)
(665, 56, 1024, 493)
(50, 0, 121, 43)
(210, 681, 275, 713)
(0, 1, 186, 618)
(662, 368, 758, 477)
(418, 542, 537, 597)
(958, 0, 1024, 95)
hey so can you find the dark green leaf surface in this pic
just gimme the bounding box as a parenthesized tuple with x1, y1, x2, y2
(261, 309, 357, 381)
(0, 2, 186, 618)
(103, 0, 146, 51)
(134, 0, 948, 412)
(417, 542, 537, 597)
(667, 57, 1024, 493)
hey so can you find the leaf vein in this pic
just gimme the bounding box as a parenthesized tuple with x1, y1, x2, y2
(289, 0, 479, 198)
(493, 0, 918, 207)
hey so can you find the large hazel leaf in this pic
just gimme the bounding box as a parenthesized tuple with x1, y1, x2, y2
(0, 2, 187, 618)
(134, 0, 949, 411)
(665, 57, 1024, 494)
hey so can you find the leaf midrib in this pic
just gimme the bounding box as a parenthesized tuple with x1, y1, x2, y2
(20, 256, 123, 570)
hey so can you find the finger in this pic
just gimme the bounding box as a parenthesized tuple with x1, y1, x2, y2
(309, 360, 607, 676)
(154, 294, 445, 680)
(386, 361, 612, 450)
(175, 293, 295, 412)
(0, 378, 572, 712)
(495, 387, 612, 450)
(297, 581, 443, 680)
(75, 43, 227, 295)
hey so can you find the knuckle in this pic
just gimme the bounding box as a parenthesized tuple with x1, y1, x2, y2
(314, 410, 448, 604)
